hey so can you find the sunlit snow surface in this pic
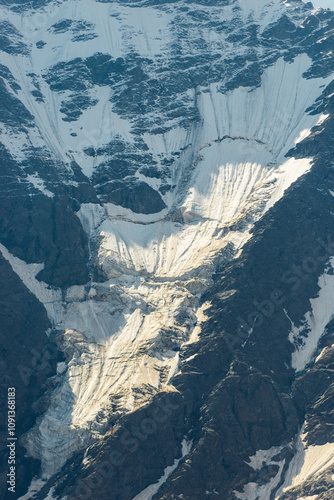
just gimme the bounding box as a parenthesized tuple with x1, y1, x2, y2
(234, 446, 288, 500)
(132, 439, 193, 500)
(235, 429, 334, 500)
(311, 0, 333, 10)
(17, 479, 60, 500)
(289, 258, 334, 372)
(0, 0, 333, 488)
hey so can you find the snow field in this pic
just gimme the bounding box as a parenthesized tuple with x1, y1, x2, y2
(0, 0, 333, 485)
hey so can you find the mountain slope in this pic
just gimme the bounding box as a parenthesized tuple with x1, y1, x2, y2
(0, 0, 333, 499)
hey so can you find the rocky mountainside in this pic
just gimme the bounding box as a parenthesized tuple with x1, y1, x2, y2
(0, 0, 334, 499)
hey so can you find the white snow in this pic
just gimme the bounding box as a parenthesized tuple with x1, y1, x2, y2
(17, 480, 63, 500)
(296, 497, 318, 500)
(97, 51, 333, 281)
(26, 174, 54, 198)
(315, 344, 334, 363)
(25, 277, 194, 475)
(289, 257, 334, 372)
(17, 478, 46, 500)
(0, 0, 167, 176)
(57, 362, 67, 375)
(2, 0, 334, 486)
(276, 427, 334, 497)
(0, 243, 62, 324)
(235, 472, 285, 500)
(0, 128, 30, 162)
(0, 1, 330, 188)
(19, 48, 334, 481)
(186, 301, 212, 346)
(197, 56, 332, 162)
(76, 203, 106, 237)
(132, 439, 193, 500)
(44, 488, 61, 500)
(234, 446, 288, 500)
(65, 285, 86, 302)
(265, 157, 312, 212)
(61, 300, 127, 344)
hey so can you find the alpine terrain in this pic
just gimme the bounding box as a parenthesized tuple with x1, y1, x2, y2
(0, 0, 334, 499)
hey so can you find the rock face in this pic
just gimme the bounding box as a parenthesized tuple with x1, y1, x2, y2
(0, 0, 334, 499)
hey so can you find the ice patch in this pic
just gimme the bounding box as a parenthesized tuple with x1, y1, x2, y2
(197, 56, 333, 163)
(61, 300, 127, 344)
(24, 278, 191, 476)
(57, 362, 67, 375)
(296, 497, 318, 500)
(186, 301, 212, 346)
(0, 243, 62, 324)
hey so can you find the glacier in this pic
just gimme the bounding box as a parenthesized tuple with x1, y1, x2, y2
(11, 49, 332, 476)
(0, 0, 334, 498)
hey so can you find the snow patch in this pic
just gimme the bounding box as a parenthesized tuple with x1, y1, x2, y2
(26, 174, 54, 198)
(0, 243, 62, 324)
(24, 277, 192, 476)
(6, 0, 334, 482)
(57, 362, 67, 375)
(24, 52, 334, 476)
(234, 445, 288, 500)
(289, 257, 334, 372)
(186, 301, 212, 345)
(17, 478, 46, 500)
(247, 446, 285, 471)
(276, 427, 334, 497)
(76, 203, 106, 237)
